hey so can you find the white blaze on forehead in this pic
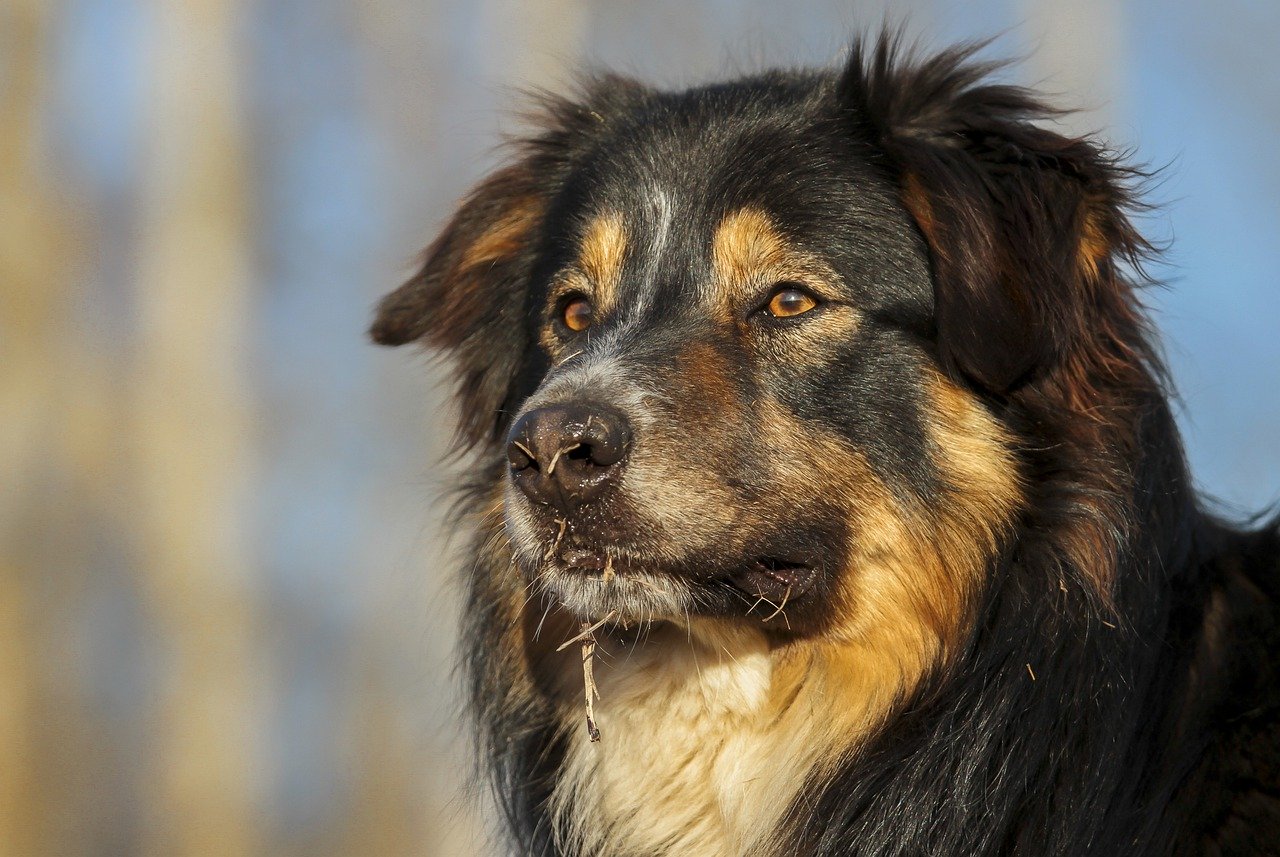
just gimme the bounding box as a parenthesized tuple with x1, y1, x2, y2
(645, 186, 675, 264)
(618, 185, 677, 325)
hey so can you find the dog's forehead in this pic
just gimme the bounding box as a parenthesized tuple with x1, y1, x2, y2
(563, 202, 796, 328)
(561, 166, 829, 318)
(544, 89, 928, 320)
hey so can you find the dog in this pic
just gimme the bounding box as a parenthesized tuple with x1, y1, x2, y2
(372, 34, 1280, 856)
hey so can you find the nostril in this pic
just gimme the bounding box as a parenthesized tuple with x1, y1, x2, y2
(578, 419, 629, 468)
(507, 437, 539, 472)
(553, 440, 611, 472)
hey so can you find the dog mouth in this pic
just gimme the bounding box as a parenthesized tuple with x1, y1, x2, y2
(530, 535, 830, 629)
(553, 545, 817, 606)
(727, 558, 818, 605)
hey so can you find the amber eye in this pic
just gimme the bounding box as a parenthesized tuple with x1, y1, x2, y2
(766, 285, 819, 319)
(561, 295, 594, 332)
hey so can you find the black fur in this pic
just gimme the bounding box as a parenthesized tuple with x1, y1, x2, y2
(374, 33, 1280, 856)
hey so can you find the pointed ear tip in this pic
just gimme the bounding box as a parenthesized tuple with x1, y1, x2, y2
(368, 314, 416, 347)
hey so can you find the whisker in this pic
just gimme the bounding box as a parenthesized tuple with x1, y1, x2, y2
(687, 605, 706, 687)
(628, 575, 664, 594)
(717, 644, 743, 668)
(532, 591, 555, 641)
(517, 577, 544, 612)
(625, 621, 644, 662)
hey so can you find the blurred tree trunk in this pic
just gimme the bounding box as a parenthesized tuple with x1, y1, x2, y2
(1, 2, 74, 855)
(133, 0, 264, 855)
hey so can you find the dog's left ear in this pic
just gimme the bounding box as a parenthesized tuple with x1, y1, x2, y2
(840, 36, 1147, 393)
(371, 161, 548, 447)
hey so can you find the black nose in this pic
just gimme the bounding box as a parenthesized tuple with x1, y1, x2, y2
(506, 404, 632, 510)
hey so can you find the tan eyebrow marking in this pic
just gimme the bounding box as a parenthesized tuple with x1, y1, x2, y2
(709, 206, 858, 351)
(711, 207, 792, 289)
(577, 211, 628, 312)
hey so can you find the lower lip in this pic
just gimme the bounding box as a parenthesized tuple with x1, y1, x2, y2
(728, 563, 816, 603)
(553, 545, 815, 604)
(559, 548, 608, 571)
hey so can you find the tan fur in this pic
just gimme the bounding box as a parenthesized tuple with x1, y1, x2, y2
(578, 211, 628, 312)
(425, 194, 545, 351)
(539, 212, 628, 357)
(711, 207, 792, 290)
(1077, 204, 1109, 283)
(370, 183, 543, 348)
(709, 208, 845, 317)
(913, 373, 1025, 642)
(671, 341, 742, 427)
(900, 172, 938, 250)
(457, 196, 541, 275)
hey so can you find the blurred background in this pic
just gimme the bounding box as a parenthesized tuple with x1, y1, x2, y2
(3, 0, 1278, 855)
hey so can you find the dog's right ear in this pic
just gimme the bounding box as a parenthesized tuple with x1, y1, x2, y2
(371, 162, 547, 447)
(372, 75, 650, 449)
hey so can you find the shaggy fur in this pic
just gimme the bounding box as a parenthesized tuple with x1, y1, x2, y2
(373, 33, 1280, 856)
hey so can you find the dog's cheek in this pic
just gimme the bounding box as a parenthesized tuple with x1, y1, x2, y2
(920, 371, 1023, 579)
(610, 339, 763, 554)
(833, 376, 1019, 647)
(745, 375, 1020, 653)
(775, 329, 937, 503)
(738, 331, 970, 638)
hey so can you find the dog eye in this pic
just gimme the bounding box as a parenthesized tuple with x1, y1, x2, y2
(561, 295, 594, 332)
(765, 285, 819, 319)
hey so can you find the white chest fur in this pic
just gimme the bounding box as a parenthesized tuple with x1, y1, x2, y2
(550, 623, 823, 857)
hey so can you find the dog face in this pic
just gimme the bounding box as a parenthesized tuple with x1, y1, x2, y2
(498, 103, 1014, 639)
(374, 51, 1143, 645)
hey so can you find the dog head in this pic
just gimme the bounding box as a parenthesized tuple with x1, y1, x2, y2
(374, 39, 1149, 646)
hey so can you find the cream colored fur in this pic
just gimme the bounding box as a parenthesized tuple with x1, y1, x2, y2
(549, 618, 931, 857)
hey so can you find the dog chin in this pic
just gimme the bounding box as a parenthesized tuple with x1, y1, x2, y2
(539, 567, 693, 622)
